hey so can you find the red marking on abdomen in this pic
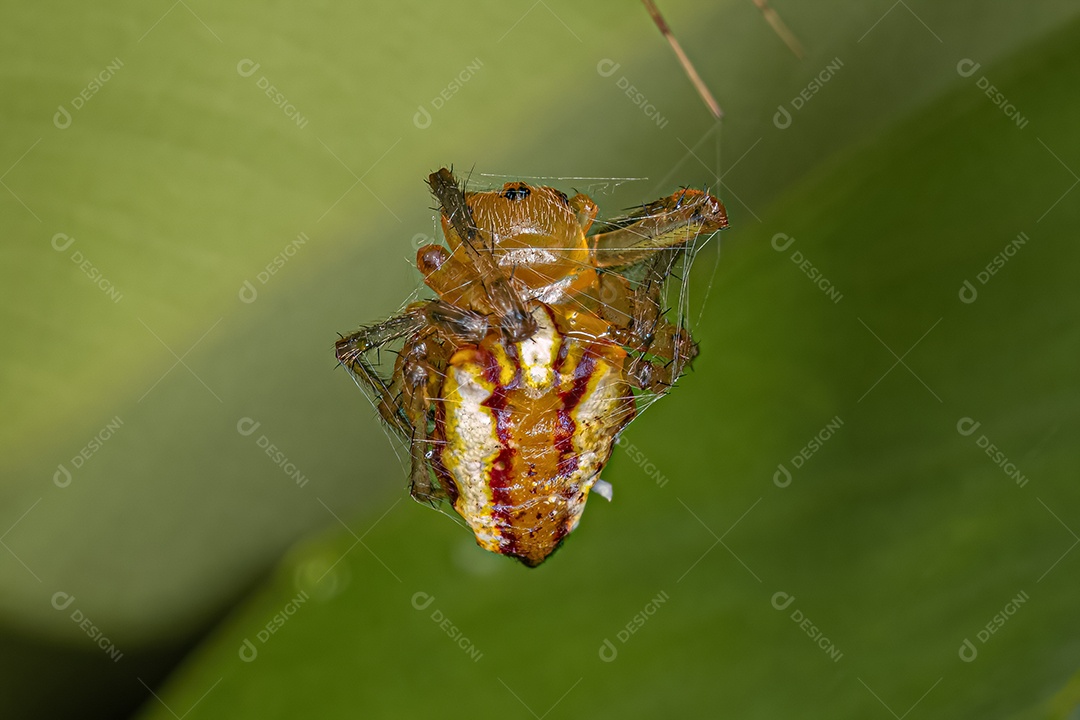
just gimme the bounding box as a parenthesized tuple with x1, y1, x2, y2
(554, 409, 576, 477)
(481, 363, 519, 555)
(555, 352, 596, 478)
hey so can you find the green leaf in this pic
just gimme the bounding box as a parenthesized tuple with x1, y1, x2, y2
(133, 11, 1080, 720)
(2, 1, 1078, 717)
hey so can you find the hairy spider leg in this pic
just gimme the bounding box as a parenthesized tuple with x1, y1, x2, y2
(623, 249, 700, 394)
(395, 330, 449, 503)
(427, 168, 538, 343)
(415, 243, 496, 316)
(582, 188, 728, 394)
(589, 188, 728, 269)
(335, 308, 427, 436)
(335, 299, 490, 503)
(418, 185, 606, 340)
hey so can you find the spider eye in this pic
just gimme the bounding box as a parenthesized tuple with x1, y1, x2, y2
(501, 184, 530, 201)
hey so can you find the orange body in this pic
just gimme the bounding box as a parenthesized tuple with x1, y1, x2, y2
(336, 169, 727, 566)
(431, 305, 634, 566)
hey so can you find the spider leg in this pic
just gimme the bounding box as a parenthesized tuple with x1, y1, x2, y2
(396, 333, 447, 504)
(416, 243, 495, 315)
(428, 167, 538, 342)
(590, 188, 728, 269)
(335, 300, 488, 436)
(582, 188, 726, 393)
(335, 307, 427, 436)
(596, 249, 699, 396)
(337, 299, 490, 505)
(399, 303, 491, 505)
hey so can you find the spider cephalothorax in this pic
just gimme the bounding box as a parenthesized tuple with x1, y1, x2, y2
(336, 168, 727, 566)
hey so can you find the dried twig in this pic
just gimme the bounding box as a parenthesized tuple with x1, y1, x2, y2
(751, 0, 805, 59)
(641, 0, 806, 120)
(641, 0, 723, 120)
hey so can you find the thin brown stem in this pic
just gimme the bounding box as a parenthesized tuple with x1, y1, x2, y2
(641, 0, 723, 120)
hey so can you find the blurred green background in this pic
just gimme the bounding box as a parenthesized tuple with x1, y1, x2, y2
(2, 1, 1079, 717)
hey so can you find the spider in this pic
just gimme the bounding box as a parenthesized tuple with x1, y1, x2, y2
(336, 168, 728, 566)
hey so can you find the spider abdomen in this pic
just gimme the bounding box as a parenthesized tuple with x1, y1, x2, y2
(433, 305, 635, 566)
(336, 167, 726, 566)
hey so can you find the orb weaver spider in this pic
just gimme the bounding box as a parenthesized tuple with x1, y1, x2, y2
(335, 168, 728, 566)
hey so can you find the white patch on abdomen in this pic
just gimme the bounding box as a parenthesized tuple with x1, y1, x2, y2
(563, 360, 626, 531)
(442, 365, 502, 546)
(517, 306, 557, 391)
